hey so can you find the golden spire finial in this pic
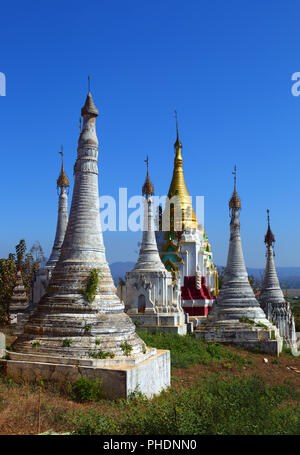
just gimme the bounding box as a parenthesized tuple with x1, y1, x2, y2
(233, 164, 237, 191)
(57, 145, 70, 190)
(265, 209, 275, 246)
(59, 145, 64, 163)
(142, 155, 154, 197)
(173, 110, 182, 150)
(229, 165, 241, 212)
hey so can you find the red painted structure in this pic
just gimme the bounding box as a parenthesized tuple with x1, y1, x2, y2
(181, 276, 215, 316)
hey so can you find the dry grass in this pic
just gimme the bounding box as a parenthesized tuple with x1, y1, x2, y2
(1, 327, 300, 435)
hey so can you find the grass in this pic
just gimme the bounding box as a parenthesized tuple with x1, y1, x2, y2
(63, 376, 300, 435)
(1, 328, 300, 435)
(137, 331, 252, 368)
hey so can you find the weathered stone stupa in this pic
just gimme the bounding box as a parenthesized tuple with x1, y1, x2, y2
(122, 158, 189, 334)
(32, 149, 70, 305)
(259, 210, 298, 354)
(195, 168, 282, 355)
(9, 269, 28, 323)
(6, 88, 170, 398)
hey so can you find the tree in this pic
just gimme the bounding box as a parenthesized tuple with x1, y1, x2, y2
(0, 257, 16, 324)
(248, 275, 262, 294)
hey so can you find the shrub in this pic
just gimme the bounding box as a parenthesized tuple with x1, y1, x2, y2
(63, 339, 72, 347)
(71, 378, 105, 402)
(120, 342, 133, 356)
(83, 269, 101, 303)
(66, 375, 300, 435)
(65, 409, 117, 435)
(32, 341, 41, 349)
(137, 331, 250, 368)
(88, 351, 115, 359)
(84, 324, 92, 333)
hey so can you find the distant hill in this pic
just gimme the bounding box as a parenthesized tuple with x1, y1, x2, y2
(218, 266, 300, 289)
(109, 262, 300, 289)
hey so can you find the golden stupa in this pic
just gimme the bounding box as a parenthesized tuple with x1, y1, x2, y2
(166, 119, 198, 231)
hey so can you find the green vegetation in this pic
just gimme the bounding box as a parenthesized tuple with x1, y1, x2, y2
(83, 324, 92, 333)
(62, 339, 72, 347)
(64, 376, 300, 435)
(0, 239, 46, 324)
(83, 269, 101, 304)
(71, 378, 105, 402)
(31, 341, 41, 349)
(88, 351, 115, 359)
(239, 317, 255, 325)
(120, 342, 133, 357)
(137, 331, 251, 368)
(95, 339, 101, 345)
(291, 298, 300, 332)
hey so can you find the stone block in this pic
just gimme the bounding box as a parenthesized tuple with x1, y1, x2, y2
(3, 349, 170, 399)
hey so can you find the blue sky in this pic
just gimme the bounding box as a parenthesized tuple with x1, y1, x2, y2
(0, 0, 299, 267)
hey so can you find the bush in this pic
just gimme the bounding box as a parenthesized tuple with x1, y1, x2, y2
(83, 269, 101, 304)
(137, 331, 250, 368)
(71, 378, 105, 402)
(65, 375, 300, 435)
(65, 409, 117, 435)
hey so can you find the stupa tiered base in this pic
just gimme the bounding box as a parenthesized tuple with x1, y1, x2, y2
(195, 319, 282, 356)
(3, 347, 170, 399)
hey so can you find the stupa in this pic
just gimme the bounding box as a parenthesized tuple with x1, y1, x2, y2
(9, 269, 28, 323)
(122, 158, 189, 334)
(195, 167, 282, 355)
(259, 210, 298, 354)
(32, 148, 70, 305)
(5, 86, 170, 398)
(156, 113, 217, 317)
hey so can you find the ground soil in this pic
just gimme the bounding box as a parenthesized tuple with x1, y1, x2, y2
(0, 327, 300, 435)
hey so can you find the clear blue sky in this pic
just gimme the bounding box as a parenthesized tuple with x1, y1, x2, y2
(0, 0, 299, 267)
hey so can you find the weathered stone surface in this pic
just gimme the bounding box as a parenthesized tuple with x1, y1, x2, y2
(11, 92, 167, 375)
(0, 333, 5, 358)
(4, 349, 170, 399)
(123, 166, 188, 335)
(259, 216, 298, 354)
(195, 177, 282, 355)
(9, 270, 29, 322)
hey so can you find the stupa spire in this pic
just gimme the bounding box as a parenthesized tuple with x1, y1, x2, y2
(46, 147, 69, 268)
(135, 158, 165, 271)
(195, 169, 282, 356)
(260, 210, 283, 301)
(260, 211, 297, 351)
(167, 110, 198, 230)
(13, 88, 146, 359)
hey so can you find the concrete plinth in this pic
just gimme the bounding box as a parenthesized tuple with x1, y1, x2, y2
(195, 322, 283, 356)
(3, 348, 170, 399)
(129, 313, 189, 335)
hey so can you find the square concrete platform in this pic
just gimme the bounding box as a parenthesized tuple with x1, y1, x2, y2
(1, 348, 170, 399)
